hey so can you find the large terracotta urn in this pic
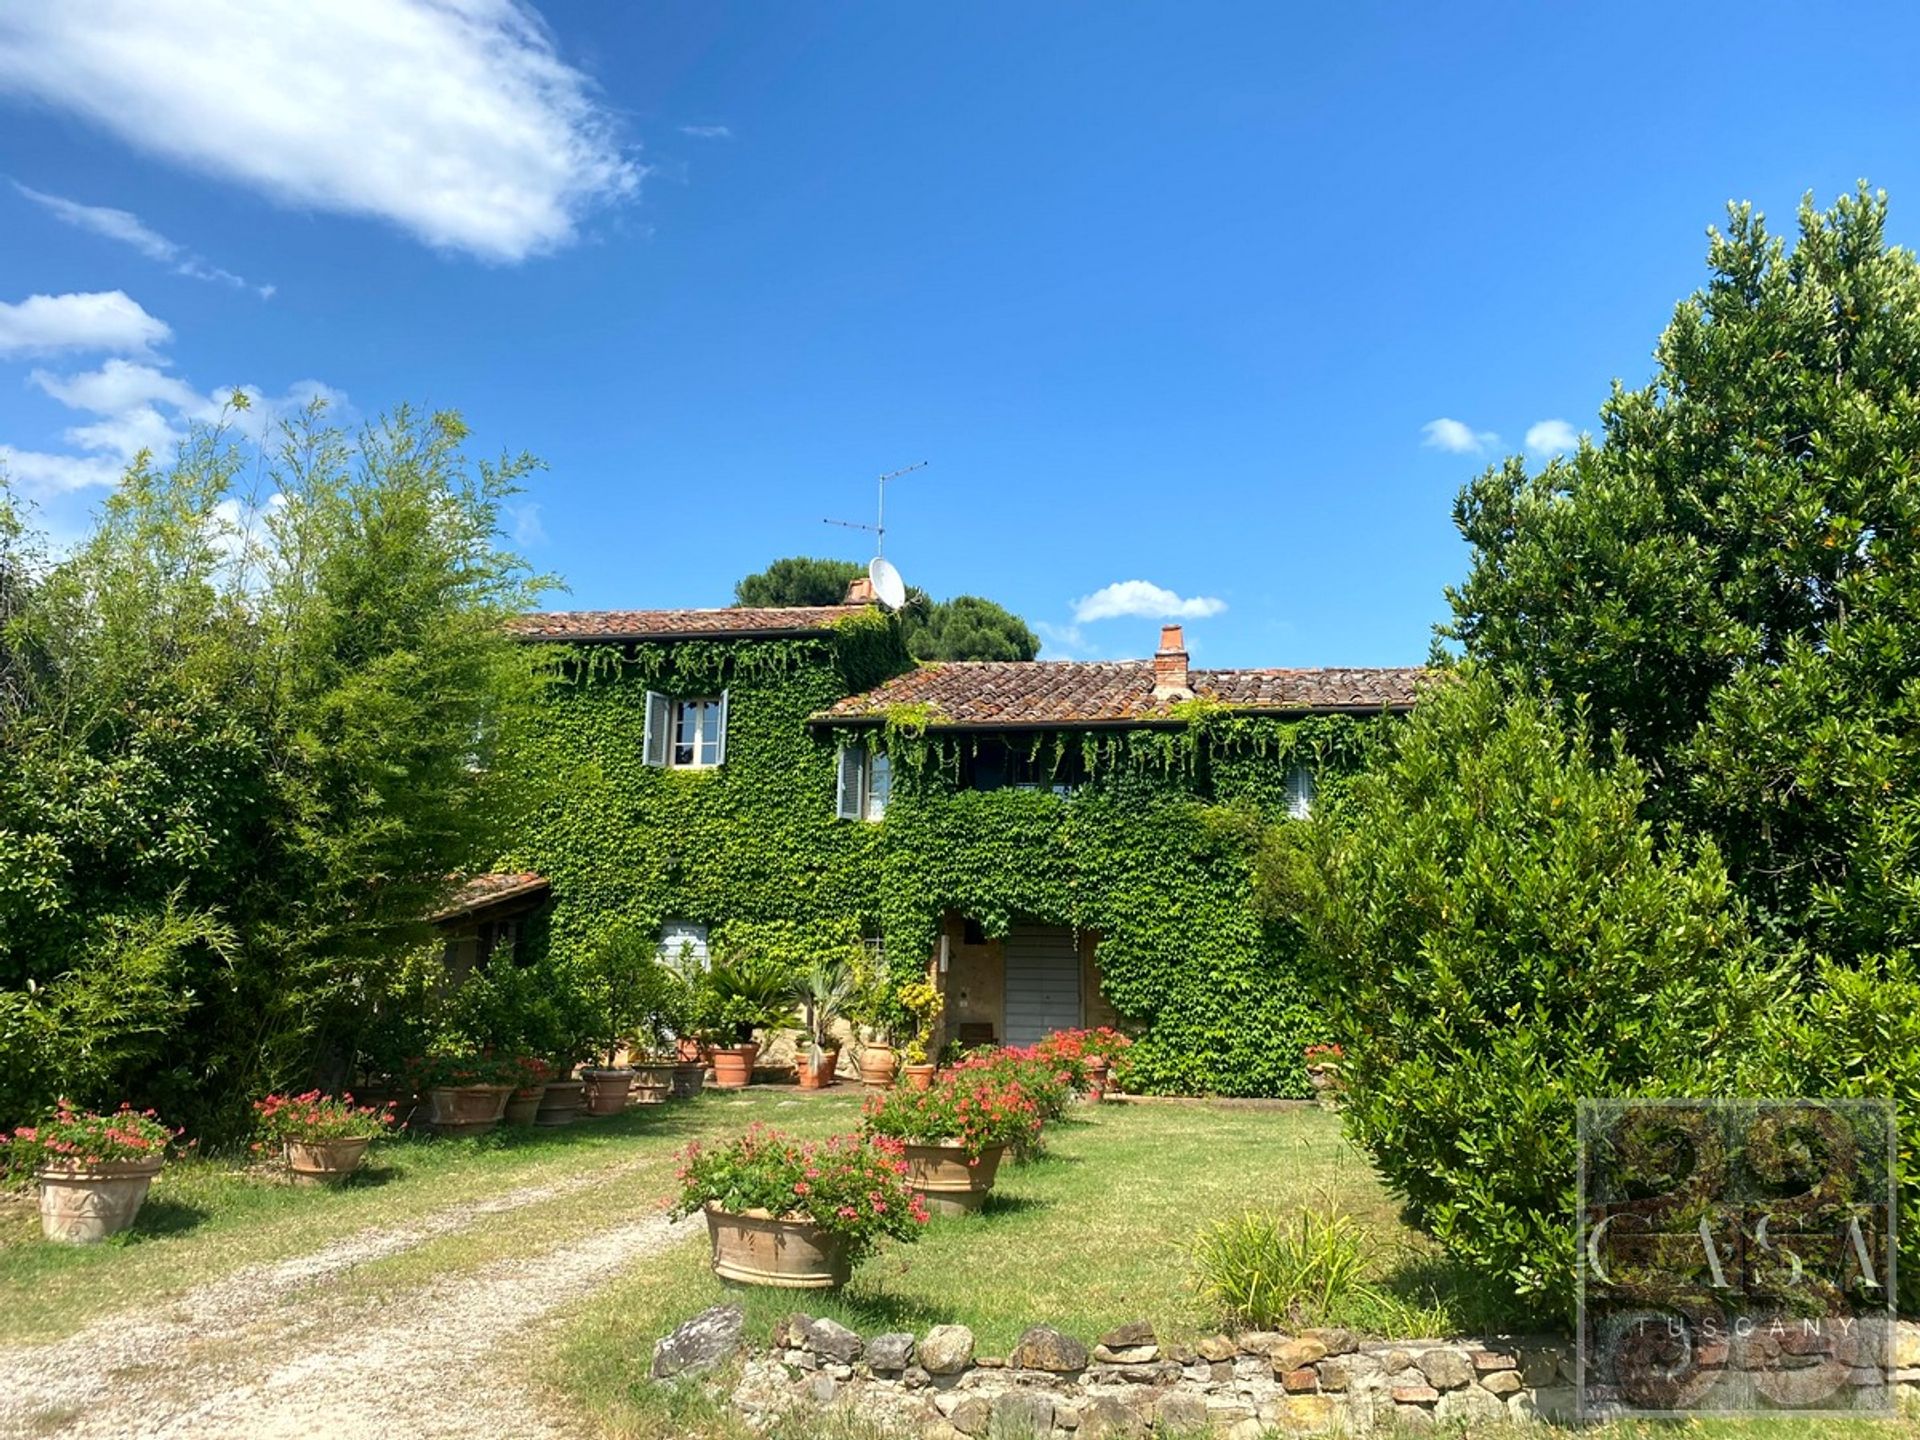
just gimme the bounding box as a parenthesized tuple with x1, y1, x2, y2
(670, 1062, 707, 1099)
(583, 1069, 632, 1116)
(535, 1079, 586, 1126)
(704, 1205, 852, 1289)
(285, 1138, 374, 1187)
(427, 1084, 512, 1137)
(902, 1140, 1006, 1216)
(629, 1061, 675, 1105)
(858, 1044, 899, 1090)
(711, 1043, 759, 1089)
(503, 1086, 545, 1125)
(36, 1157, 165, 1243)
(797, 1046, 840, 1090)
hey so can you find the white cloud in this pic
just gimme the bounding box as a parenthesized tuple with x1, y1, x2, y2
(1525, 418, 1579, 456)
(1421, 417, 1499, 455)
(1032, 620, 1085, 659)
(0, 1, 642, 263)
(510, 501, 547, 547)
(0, 291, 170, 355)
(14, 183, 272, 296)
(678, 124, 732, 139)
(1073, 580, 1228, 624)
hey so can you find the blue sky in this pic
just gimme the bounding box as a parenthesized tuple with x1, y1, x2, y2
(1, 2, 1916, 667)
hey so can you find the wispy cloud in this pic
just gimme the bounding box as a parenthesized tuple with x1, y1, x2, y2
(1421, 417, 1499, 455)
(14, 183, 273, 296)
(1525, 418, 1579, 456)
(0, 290, 169, 356)
(1073, 580, 1227, 624)
(678, 124, 732, 140)
(0, 2, 642, 262)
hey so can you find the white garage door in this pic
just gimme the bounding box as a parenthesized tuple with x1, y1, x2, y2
(1003, 924, 1082, 1048)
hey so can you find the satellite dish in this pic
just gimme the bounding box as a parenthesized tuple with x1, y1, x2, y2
(868, 556, 907, 610)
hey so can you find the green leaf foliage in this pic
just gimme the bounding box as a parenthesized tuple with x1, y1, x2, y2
(733, 554, 1039, 660)
(1280, 668, 1770, 1320)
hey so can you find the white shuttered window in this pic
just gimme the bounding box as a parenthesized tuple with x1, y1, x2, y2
(643, 690, 729, 769)
(835, 743, 889, 821)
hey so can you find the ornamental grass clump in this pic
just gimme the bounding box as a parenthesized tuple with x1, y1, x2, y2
(1190, 1203, 1373, 1330)
(250, 1091, 398, 1148)
(863, 1066, 1044, 1160)
(3, 1101, 174, 1177)
(670, 1125, 929, 1258)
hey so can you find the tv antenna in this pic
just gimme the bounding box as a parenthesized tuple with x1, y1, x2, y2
(824, 460, 927, 560)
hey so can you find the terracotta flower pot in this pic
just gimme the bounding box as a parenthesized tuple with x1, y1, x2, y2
(670, 1062, 706, 1099)
(674, 1036, 703, 1063)
(858, 1044, 899, 1090)
(629, 1062, 675, 1105)
(583, 1069, 633, 1116)
(903, 1140, 1006, 1217)
(36, 1157, 165, 1243)
(427, 1084, 512, 1137)
(1084, 1058, 1111, 1102)
(284, 1137, 373, 1187)
(902, 1062, 937, 1092)
(704, 1205, 852, 1289)
(503, 1086, 545, 1125)
(711, 1043, 759, 1090)
(797, 1045, 841, 1090)
(535, 1079, 585, 1126)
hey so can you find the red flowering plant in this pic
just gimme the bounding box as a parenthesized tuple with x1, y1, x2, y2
(251, 1092, 397, 1151)
(950, 1045, 1077, 1122)
(404, 1051, 524, 1090)
(1303, 1043, 1345, 1070)
(863, 1065, 1045, 1161)
(507, 1056, 554, 1094)
(670, 1125, 929, 1258)
(3, 1101, 174, 1177)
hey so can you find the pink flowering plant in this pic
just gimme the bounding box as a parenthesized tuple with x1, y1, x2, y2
(864, 1066, 1045, 1160)
(251, 1091, 397, 1148)
(950, 1045, 1078, 1122)
(671, 1125, 929, 1258)
(3, 1101, 174, 1176)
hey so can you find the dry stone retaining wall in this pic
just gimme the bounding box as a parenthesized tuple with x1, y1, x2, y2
(650, 1308, 1920, 1435)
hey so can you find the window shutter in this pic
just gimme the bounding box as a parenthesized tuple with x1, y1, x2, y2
(868, 751, 891, 820)
(836, 744, 865, 820)
(643, 690, 669, 767)
(715, 689, 730, 766)
(1286, 765, 1314, 819)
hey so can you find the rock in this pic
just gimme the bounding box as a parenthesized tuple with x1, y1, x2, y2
(1279, 1367, 1317, 1393)
(1099, 1320, 1157, 1349)
(1305, 1327, 1358, 1356)
(730, 1357, 794, 1415)
(975, 1356, 1005, 1368)
(1236, 1331, 1285, 1357)
(1896, 1324, 1920, 1370)
(1379, 1349, 1411, 1376)
(1435, 1385, 1505, 1425)
(1393, 1403, 1436, 1433)
(935, 1392, 964, 1418)
(988, 1391, 1054, 1440)
(1270, 1338, 1328, 1373)
(1092, 1343, 1159, 1365)
(1076, 1395, 1146, 1439)
(802, 1316, 864, 1365)
(1054, 1402, 1081, 1429)
(1208, 1361, 1233, 1382)
(1470, 1348, 1518, 1372)
(1154, 1392, 1208, 1430)
(1009, 1324, 1088, 1373)
(825, 1362, 854, 1381)
(1510, 1385, 1578, 1424)
(786, 1348, 817, 1371)
(1196, 1335, 1237, 1363)
(903, 1365, 932, 1390)
(1226, 1420, 1265, 1440)
(771, 1313, 810, 1349)
(808, 1374, 840, 1404)
(1283, 1394, 1336, 1429)
(1205, 1398, 1254, 1424)
(1480, 1369, 1522, 1396)
(923, 1424, 967, 1440)
(1516, 1345, 1563, 1388)
(870, 1332, 918, 1371)
(1166, 1342, 1197, 1366)
(1390, 1383, 1440, 1405)
(921, 1325, 977, 1375)
(949, 1395, 992, 1436)
(650, 1304, 745, 1380)
(1316, 1357, 1352, 1392)
(1415, 1349, 1472, 1391)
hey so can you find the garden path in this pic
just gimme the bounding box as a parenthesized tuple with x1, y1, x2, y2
(0, 1164, 699, 1439)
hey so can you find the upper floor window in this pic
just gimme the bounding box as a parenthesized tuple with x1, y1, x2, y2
(643, 690, 728, 769)
(960, 737, 1085, 796)
(836, 742, 890, 821)
(1284, 764, 1315, 819)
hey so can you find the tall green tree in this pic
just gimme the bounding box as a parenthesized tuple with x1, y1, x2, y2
(734, 555, 1040, 660)
(1444, 185, 1920, 964)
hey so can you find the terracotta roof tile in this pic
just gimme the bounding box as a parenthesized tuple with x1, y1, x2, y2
(509, 604, 868, 641)
(811, 661, 1425, 729)
(430, 872, 551, 922)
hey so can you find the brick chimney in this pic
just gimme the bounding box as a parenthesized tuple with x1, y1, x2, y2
(1153, 624, 1191, 700)
(843, 575, 877, 605)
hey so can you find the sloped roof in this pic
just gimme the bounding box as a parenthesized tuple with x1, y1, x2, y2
(429, 872, 551, 922)
(509, 604, 867, 642)
(812, 661, 1425, 729)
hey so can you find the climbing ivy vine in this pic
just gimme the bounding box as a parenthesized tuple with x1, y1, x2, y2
(502, 608, 1386, 1097)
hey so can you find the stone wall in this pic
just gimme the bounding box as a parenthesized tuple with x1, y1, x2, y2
(652, 1307, 1920, 1437)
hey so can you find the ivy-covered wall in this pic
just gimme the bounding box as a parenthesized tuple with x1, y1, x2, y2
(503, 613, 1384, 1098)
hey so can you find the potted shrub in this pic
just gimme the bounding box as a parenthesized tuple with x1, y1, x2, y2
(862, 1068, 1042, 1215)
(253, 1091, 397, 1185)
(414, 1054, 518, 1136)
(896, 980, 944, 1091)
(5, 1102, 174, 1243)
(794, 957, 856, 1090)
(574, 922, 679, 1116)
(503, 1057, 553, 1125)
(537, 1064, 588, 1126)
(671, 1125, 928, 1288)
(702, 953, 796, 1089)
(1036, 1026, 1132, 1101)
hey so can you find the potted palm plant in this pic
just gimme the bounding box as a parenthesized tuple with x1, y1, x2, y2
(702, 953, 797, 1088)
(794, 957, 856, 1089)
